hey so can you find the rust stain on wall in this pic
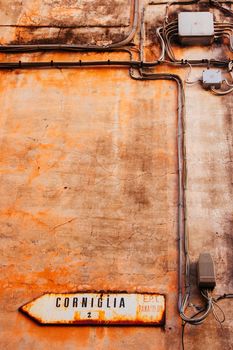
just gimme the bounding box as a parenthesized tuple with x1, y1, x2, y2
(0, 0, 132, 45)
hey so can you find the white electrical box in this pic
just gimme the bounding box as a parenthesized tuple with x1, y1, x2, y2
(202, 69, 222, 89)
(178, 12, 214, 45)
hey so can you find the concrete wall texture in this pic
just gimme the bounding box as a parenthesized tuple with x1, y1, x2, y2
(0, 1, 232, 349)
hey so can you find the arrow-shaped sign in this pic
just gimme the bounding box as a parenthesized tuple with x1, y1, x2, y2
(20, 292, 165, 326)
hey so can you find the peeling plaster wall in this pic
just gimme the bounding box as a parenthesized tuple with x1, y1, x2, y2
(0, 1, 232, 350)
(0, 0, 131, 44)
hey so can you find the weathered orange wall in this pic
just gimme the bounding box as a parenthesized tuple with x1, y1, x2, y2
(0, 1, 232, 349)
(0, 62, 180, 349)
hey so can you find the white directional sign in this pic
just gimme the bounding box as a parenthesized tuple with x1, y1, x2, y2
(20, 292, 165, 326)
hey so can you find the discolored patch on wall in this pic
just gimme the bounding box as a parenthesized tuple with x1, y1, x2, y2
(0, 0, 132, 45)
(0, 0, 131, 27)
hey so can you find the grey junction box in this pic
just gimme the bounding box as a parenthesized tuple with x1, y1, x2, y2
(197, 253, 216, 290)
(202, 69, 222, 89)
(178, 12, 214, 45)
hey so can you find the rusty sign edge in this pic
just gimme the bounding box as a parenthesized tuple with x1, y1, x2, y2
(19, 292, 166, 327)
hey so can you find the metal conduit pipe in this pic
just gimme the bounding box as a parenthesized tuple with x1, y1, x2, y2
(0, 59, 231, 70)
(0, 0, 139, 52)
(0, 48, 138, 70)
(129, 69, 186, 316)
(0, 57, 231, 70)
(0, 60, 140, 69)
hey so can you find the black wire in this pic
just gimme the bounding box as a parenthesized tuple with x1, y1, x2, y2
(181, 306, 211, 349)
(181, 293, 233, 348)
(182, 322, 186, 350)
(215, 293, 233, 301)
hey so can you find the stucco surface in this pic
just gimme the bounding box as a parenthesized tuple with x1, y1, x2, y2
(0, 1, 232, 349)
(0, 65, 179, 349)
(0, 0, 131, 45)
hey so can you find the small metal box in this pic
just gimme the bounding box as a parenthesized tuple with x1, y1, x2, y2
(197, 253, 216, 290)
(178, 12, 214, 45)
(202, 69, 222, 89)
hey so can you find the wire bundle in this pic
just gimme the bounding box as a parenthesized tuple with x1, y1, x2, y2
(214, 22, 233, 51)
(157, 20, 179, 61)
(181, 292, 233, 349)
(156, 20, 233, 63)
(180, 289, 223, 325)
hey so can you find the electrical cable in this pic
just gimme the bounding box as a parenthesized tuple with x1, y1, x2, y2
(180, 290, 214, 325)
(0, 57, 230, 70)
(223, 69, 233, 86)
(181, 292, 233, 349)
(129, 68, 189, 330)
(181, 322, 185, 350)
(156, 26, 166, 61)
(215, 293, 233, 301)
(212, 300, 226, 325)
(156, 19, 233, 63)
(224, 79, 233, 86)
(0, 47, 138, 70)
(139, 7, 146, 62)
(211, 85, 233, 94)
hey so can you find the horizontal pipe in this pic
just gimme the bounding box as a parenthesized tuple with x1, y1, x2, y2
(0, 58, 230, 70)
(0, 60, 140, 69)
